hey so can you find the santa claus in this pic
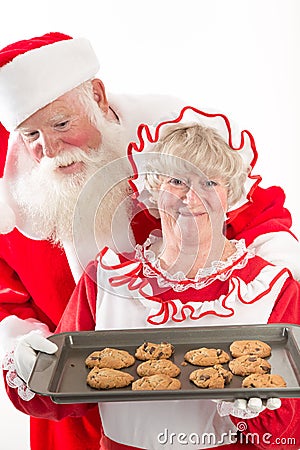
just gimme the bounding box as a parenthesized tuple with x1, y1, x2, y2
(0, 32, 299, 450)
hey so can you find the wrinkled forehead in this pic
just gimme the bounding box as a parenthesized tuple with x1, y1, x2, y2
(17, 91, 82, 130)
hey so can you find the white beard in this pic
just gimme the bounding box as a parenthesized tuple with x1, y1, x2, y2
(10, 118, 132, 248)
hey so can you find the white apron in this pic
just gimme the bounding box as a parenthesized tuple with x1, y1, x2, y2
(95, 247, 289, 449)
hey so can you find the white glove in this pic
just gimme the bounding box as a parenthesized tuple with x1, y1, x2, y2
(217, 397, 281, 419)
(0, 315, 58, 382)
(0, 315, 51, 355)
(14, 330, 58, 382)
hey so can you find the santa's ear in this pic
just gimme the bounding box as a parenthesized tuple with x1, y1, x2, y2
(91, 78, 109, 115)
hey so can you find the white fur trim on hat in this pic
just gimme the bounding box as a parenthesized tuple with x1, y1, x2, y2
(0, 38, 100, 131)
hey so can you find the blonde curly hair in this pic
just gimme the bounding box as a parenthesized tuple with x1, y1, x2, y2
(144, 122, 249, 207)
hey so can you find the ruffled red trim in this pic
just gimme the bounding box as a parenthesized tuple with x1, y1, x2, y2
(98, 247, 290, 326)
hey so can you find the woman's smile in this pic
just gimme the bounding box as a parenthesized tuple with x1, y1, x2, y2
(178, 207, 207, 217)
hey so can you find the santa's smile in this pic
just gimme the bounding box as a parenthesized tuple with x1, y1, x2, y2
(56, 160, 84, 174)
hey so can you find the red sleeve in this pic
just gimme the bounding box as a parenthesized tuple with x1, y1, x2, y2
(0, 229, 75, 330)
(3, 260, 98, 421)
(56, 259, 98, 333)
(130, 199, 161, 245)
(230, 278, 300, 449)
(0, 256, 31, 319)
(4, 383, 95, 421)
(226, 186, 296, 244)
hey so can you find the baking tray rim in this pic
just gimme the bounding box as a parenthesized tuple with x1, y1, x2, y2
(28, 323, 300, 402)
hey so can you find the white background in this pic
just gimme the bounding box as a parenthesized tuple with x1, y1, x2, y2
(0, 1, 299, 448)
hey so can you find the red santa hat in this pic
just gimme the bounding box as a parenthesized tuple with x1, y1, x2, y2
(0, 32, 100, 131)
(0, 32, 100, 233)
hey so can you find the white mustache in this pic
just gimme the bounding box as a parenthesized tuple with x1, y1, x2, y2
(39, 147, 97, 171)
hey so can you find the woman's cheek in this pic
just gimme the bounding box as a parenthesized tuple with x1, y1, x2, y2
(208, 190, 228, 213)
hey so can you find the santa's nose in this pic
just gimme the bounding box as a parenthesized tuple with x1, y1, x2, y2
(37, 133, 62, 158)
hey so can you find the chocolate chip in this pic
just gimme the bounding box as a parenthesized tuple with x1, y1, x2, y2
(248, 356, 257, 362)
(216, 349, 222, 356)
(199, 374, 210, 380)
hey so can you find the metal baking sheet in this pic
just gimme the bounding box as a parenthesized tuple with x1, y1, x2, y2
(28, 324, 300, 403)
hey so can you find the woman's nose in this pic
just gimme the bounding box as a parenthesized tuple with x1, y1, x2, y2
(182, 186, 203, 205)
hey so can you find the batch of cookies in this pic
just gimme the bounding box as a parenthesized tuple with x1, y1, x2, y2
(187, 340, 286, 390)
(85, 342, 179, 391)
(85, 339, 287, 391)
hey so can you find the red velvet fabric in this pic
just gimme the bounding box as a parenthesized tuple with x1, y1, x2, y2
(0, 32, 72, 67)
(0, 229, 74, 327)
(0, 230, 103, 450)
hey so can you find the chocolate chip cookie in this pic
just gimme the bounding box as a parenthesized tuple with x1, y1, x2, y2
(132, 374, 181, 391)
(213, 364, 233, 385)
(230, 340, 271, 358)
(242, 373, 287, 388)
(229, 355, 271, 376)
(85, 348, 135, 369)
(184, 347, 230, 366)
(189, 367, 226, 388)
(136, 359, 181, 377)
(135, 342, 174, 360)
(87, 367, 134, 389)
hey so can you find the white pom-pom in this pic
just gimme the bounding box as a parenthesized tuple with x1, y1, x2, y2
(0, 201, 16, 233)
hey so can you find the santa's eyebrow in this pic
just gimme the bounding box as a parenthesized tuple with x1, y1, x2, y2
(16, 113, 71, 132)
(50, 113, 80, 125)
(48, 114, 70, 124)
(17, 125, 37, 133)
